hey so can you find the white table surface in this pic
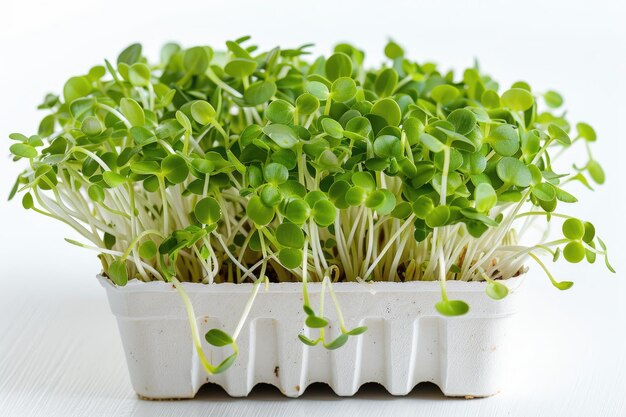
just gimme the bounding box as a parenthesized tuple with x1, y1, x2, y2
(1, 0, 625, 415)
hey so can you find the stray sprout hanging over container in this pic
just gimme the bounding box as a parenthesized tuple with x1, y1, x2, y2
(9, 37, 613, 375)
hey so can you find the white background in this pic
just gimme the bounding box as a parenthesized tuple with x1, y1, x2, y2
(1, 0, 625, 416)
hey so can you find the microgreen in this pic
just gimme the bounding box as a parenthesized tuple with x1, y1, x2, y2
(9, 38, 612, 375)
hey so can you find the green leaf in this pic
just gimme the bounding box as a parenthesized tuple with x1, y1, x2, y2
(279, 247, 303, 269)
(130, 161, 160, 175)
(161, 154, 189, 184)
(260, 185, 282, 206)
(324, 333, 349, 350)
(486, 281, 509, 300)
(244, 80, 276, 105)
(224, 58, 257, 78)
(474, 183, 497, 212)
(384, 40, 404, 59)
(205, 328, 234, 347)
(264, 163, 289, 184)
(190, 100, 217, 125)
(266, 100, 295, 124)
(312, 199, 336, 227)
(555, 187, 578, 203)
(562, 218, 585, 240)
(412, 196, 434, 219)
(120, 98, 145, 127)
(373, 135, 402, 158)
(543, 91, 563, 108)
(128, 63, 151, 87)
(583, 221, 595, 243)
(435, 299, 469, 316)
(321, 118, 344, 139)
(296, 93, 320, 115)
(276, 223, 304, 248)
(214, 353, 237, 374)
(576, 122, 596, 141)
(108, 260, 128, 286)
(138, 240, 157, 259)
(10, 143, 37, 159)
(447, 108, 476, 135)
(430, 84, 459, 104)
(117, 43, 142, 65)
(305, 81, 330, 100)
(488, 124, 519, 156)
(587, 160, 605, 184)
(419, 133, 445, 153)
(501, 88, 534, 111)
(298, 334, 319, 346)
(325, 52, 352, 81)
(194, 197, 221, 224)
(103, 171, 127, 187)
(496, 157, 532, 187)
(563, 241, 585, 263)
(183, 46, 210, 75)
(130, 126, 156, 145)
(552, 280, 574, 291)
(371, 98, 401, 126)
(81, 116, 103, 136)
(63, 76, 91, 103)
(284, 198, 311, 224)
(263, 124, 298, 148)
(21, 193, 34, 209)
(548, 124, 571, 145)
(305, 315, 328, 328)
(88, 184, 105, 202)
(247, 195, 274, 225)
(425, 205, 450, 228)
(330, 77, 357, 102)
(375, 68, 398, 97)
(346, 326, 368, 336)
(532, 183, 556, 202)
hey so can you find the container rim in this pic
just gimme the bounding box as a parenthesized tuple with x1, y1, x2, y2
(97, 273, 526, 294)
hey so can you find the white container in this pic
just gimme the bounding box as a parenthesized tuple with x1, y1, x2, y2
(99, 275, 524, 399)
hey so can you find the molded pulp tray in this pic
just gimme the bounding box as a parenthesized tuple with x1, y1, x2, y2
(99, 275, 524, 399)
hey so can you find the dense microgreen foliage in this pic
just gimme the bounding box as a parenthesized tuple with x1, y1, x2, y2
(9, 38, 613, 372)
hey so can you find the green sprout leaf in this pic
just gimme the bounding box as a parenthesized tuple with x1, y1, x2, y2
(278, 248, 303, 269)
(108, 260, 128, 286)
(488, 124, 519, 156)
(324, 333, 349, 350)
(496, 157, 532, 187)
(191, 100, 217, 125)
(138, 241, 157, 259)
(161, 154, 189, 184)
(10, 143, 37, 159)
(562, 218, 585, 240)
(563, 241, 585, 263)
(325, 52, 352, 81)
(276, 223, 304, 248)
(298, 334, 319, 346)
(305, 315, 328, 328)
(330, 77, 357, 102)
(194, 197, 221, 225)
(263, 124, 298, 148)
(435, 300, 469, 316)
(247, 195, 274, 225)
(431, 84, 459, 105)
(245, 80, 277, 105)
(486, 281, 509, 300)
(205, 329, 234, 347)
(501, 88, 534, 111)
(543, 91, 563, 108)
